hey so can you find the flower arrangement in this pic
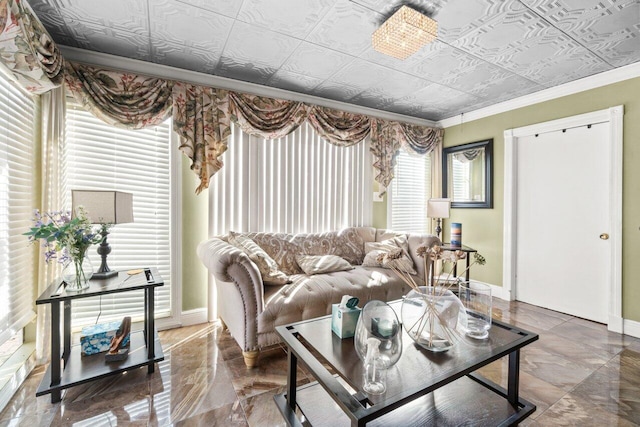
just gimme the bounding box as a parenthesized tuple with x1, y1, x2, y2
(24, 207, 103, 290)
(380, 244, 486, 351)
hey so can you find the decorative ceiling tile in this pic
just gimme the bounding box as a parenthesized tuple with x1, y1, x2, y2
(174, 0, 244, 18)
(349, 92, 395, 110)
(150, 41, 220, 74)
(312, 81, 362, 102)
(327, 59, 396, 91)
(432, 0, 510, 42)
(407, 46, 481, 84)
(28, 0, 640, 121)
(452, 2, 548, 59)
(521, 0, 640, 67)
(54, 0, 149, 36)
(237, 0, 337, 39)
(393, 84, 480, 113)
(306, 0, 379, 56)
(215, 57, 277, 86)
(222, 21, 301, 69)
(61, 21, 151, 61)
(27, 0, 66, 28)
(280, 43, 354, 80)
(148, 1, 234, 52)
(532, 53, 612, 87)
(357, 40, 447, 72)
(268, 70, 324, 93)
(365, 72, 434, 100)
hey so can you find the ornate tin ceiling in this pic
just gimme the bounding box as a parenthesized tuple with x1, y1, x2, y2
(28, 0, 640, 121)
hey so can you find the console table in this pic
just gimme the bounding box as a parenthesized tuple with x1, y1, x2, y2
(35, 268, 164, 403)
(275, 301, 538, 426)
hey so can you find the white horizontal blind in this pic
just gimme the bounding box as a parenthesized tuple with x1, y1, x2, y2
(452, 158, 470, 201)
(64, 102, 172, 328)
(209, 122, 372, 236)
(389, 151, 432, 234)
(0, 74, 36, 346)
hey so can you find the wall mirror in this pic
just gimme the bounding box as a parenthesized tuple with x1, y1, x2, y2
(442, 139, 493, 208)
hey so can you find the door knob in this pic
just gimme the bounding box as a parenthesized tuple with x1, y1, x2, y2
(600, 233, 609, 240)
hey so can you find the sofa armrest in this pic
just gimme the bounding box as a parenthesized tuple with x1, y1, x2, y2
(197, 237, 264, 351)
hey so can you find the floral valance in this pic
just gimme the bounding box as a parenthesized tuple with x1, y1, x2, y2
(64, 61, 174, 129)
(0, 0, 63, 94)
(61, 62, 443, 193)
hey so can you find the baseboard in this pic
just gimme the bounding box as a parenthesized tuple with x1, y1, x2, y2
(0, 343, 35, 414)
(623, 318, 640, 339)
(181, 308, 208, 327)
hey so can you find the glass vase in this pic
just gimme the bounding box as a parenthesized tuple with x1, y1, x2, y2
(63, 248, 93, 292)
(354, 300, 402, 395)
(401, 286, 467, 352)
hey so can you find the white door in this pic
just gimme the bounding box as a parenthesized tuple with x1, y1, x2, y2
(515, 122, 610, 323)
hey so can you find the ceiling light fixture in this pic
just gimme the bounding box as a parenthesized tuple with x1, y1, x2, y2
(372, 5, 438, 60)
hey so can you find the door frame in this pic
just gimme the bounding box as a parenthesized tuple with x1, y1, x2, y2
(503, 106, 623, 332)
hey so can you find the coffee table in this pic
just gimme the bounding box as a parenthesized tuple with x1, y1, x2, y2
(274, 302, 538, 426)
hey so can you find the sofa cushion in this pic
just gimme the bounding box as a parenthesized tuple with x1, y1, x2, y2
(362, 235, 417, 275)
(243, 227, 366, 275)
(228, 232, 290, 285)
(296, 254, 354, 275)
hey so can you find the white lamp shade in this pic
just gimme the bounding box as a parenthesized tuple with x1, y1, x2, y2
(427, 198, 451, 219)
(72, 190, 134, 224)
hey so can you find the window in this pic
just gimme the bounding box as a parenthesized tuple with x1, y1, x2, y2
(208, 122, 372, 235)
(388, 151, 432, 234)
(0, 72, 36, 348)
(64, 101, 175, 328)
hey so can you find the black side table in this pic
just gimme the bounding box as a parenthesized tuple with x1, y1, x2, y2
(35, 268, 164, 403)
(440, 243, 478, 283)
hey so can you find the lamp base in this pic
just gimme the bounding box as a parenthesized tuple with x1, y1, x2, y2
(91, 270, 118, 280)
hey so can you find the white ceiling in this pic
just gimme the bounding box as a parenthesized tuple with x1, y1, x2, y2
(29, 0, 640, 121)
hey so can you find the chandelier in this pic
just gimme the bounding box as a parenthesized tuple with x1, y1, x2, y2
(372, 5, 438, 60)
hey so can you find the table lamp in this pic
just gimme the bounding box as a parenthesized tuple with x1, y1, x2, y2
(72, 190, 134, 279)
(427, 198, 451, 240)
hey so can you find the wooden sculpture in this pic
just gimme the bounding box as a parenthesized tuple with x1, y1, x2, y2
(105, 316, 131, 362)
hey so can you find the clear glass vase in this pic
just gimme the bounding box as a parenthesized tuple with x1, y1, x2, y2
(63, 248, 93, 292)
(354, 300, 402, 395)
(401, 286, 468, 352)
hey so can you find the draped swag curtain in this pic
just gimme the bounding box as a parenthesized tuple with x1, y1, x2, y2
(0, 0, 443, 193)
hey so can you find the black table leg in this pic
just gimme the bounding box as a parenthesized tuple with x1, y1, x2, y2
(63, 301, 71, 366)
(50, 301, 61, 403)
(508, 350, 520, 408)
(465, 255, 471, 283)
(286, 348, 297, 411)
(146, 287, 155, 374)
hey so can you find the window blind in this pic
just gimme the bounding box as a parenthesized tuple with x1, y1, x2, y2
(64, 102, 172, 328)
(452, 159, 470, 201)
(209, 122, 372, 235)
(0, 73, 36, 347)
(389, 151, 432, 234)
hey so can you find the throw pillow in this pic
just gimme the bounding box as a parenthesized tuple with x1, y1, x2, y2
(363, 236, 417, 275)
(228, 232, 291, 285)
(296, 254, 354, 275)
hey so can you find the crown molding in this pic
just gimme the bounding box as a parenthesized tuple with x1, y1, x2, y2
(438, 61, 640, 129)
(60, 45, 439, 128)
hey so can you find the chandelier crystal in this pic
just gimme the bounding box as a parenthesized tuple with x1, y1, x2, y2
(372, 5, 438, 60)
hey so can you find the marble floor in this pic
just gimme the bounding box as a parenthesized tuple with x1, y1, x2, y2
(1, 299, 640, 426)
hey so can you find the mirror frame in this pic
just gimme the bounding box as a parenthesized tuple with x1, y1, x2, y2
(442, 138, 493, 209)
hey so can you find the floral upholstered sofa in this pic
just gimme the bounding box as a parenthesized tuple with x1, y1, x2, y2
(197, 227, 440, 367)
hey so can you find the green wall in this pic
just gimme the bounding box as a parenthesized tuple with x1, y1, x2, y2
(181, 155, 209, 312)
(443, 77, 640, 321)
